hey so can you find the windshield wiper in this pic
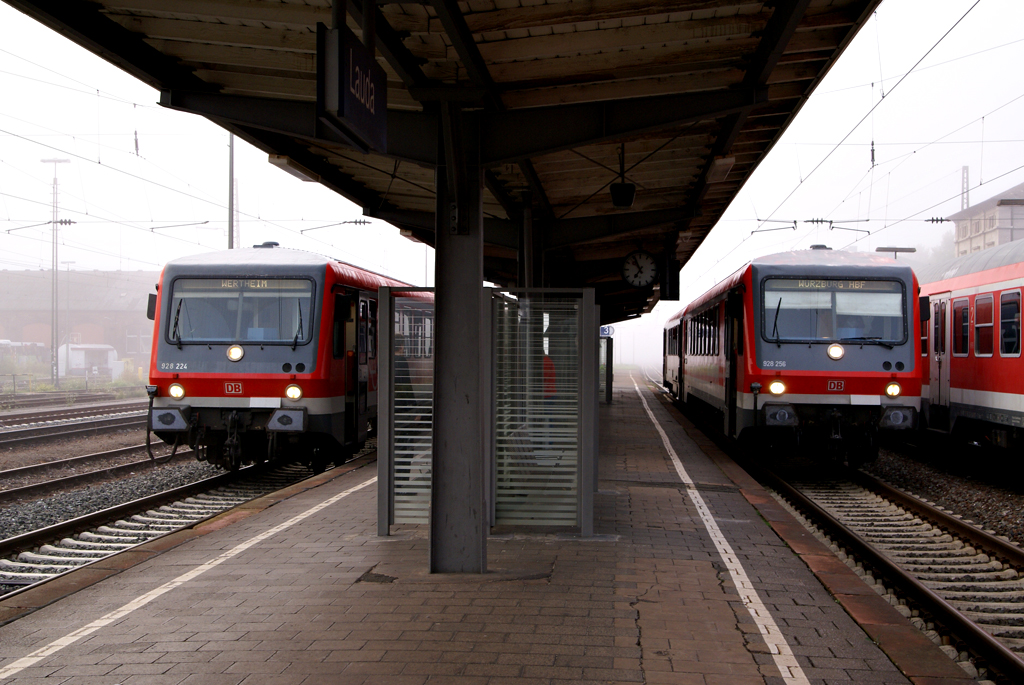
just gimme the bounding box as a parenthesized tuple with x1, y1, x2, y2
(771, 297, 782, 347)
(171, 299, 183, 350)
(291, 298, 303, 351)
(840, 336, 895, 350)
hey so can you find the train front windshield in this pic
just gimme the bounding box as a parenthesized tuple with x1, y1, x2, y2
(763, 278, 905, 344)
(167, 278, 315, 344)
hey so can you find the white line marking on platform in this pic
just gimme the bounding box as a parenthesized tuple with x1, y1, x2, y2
(0, 475, 376, 681)
(631, 376, 811, 685)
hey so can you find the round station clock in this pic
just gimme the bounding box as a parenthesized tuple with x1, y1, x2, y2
(621, 250, 658, 288)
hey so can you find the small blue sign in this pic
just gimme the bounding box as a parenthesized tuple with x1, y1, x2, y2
(600, 325, 615, 337)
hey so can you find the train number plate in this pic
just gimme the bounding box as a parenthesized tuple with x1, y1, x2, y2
(827, 380, 845, 392)
(225, 382, 243, 394)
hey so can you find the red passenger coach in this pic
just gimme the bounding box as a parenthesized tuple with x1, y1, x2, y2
(146, 243, 417, 471)
(664, 247, 925, 464)
(918, 240, 1024, 448)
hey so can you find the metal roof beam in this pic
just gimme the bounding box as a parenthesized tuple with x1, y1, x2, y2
(226, 125, 394, 210)
(428, 0, 500, 106)
(547, 208, 691, 250)
(481, 87, 766, 165)
(365, 208, 518, 250)
(4, 0, 211, 91)
(346, 0, 434, 89)
(159, 90, 438, 166)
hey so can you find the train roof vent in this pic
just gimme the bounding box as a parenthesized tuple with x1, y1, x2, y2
(809, 244, 832, 250)
(254, 241, 280, 248)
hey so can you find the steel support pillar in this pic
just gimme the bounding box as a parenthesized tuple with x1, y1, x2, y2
(431, 106, 487, 573)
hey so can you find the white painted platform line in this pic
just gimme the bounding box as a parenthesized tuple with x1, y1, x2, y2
(631, 376, 811, 685)
(0, 475, 377, 681)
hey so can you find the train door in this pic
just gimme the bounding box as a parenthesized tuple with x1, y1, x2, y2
(724, 292, 743, 438)
(929, 293, 950, 429)
(355, 296, 370, 445)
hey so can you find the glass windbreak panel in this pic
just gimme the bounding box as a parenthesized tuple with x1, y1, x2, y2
(168, 278, 314, 344)
(494, 294, 580, 527)
(763, 279, 905, 343)
(391, 296, 434, 525)
(1001, 292, 1021, 355)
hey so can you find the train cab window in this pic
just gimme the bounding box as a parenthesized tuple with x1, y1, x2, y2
(952, 299, 969, 356)
(975, 295, 994, 357)
(1000, 291, 1021, 356)
(167, 278, 313, 345)
(762, 278, 904, 344)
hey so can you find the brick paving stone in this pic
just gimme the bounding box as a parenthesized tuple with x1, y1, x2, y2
(0, 379, 953, 685)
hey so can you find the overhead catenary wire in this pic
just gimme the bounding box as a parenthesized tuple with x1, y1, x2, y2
(755, 0, 982, 230)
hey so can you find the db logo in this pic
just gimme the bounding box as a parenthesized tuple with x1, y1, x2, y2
(224, 382, 243, 394)
(827, 380, 845, 392)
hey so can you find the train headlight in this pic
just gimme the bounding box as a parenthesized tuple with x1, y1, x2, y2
(168, 383, 185, 400)
(227, 345, 244, 362)
(827, 343, 845, 360)
(285, 384, 303, 401)
(885, 382, 902, 398)
(768, 380, 786, 395)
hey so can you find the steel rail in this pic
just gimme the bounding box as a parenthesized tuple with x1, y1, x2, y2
(850, 469, 1024, 569)
(760, 467, 1024, 683)
(0, 443, 165, 480)
(0, 417, 146, 449)
(0, 450, 195, 506)
(0, 400, 147, 427)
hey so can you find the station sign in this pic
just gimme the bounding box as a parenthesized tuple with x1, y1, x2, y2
(316, 23, 388, 153)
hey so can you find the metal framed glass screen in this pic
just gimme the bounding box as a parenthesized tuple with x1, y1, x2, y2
(491, 290, 595, 530)
(378, 288, 434, 534)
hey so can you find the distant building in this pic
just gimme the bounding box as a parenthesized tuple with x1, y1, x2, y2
(57, 343, 118, 378)
(0, 270, 159, 379)
(950, 180, 1024, 256)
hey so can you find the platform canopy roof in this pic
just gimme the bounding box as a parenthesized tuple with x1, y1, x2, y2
(6, 0, 881, 323)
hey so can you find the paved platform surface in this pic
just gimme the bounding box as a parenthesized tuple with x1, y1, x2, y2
(0, 375, 974, 684)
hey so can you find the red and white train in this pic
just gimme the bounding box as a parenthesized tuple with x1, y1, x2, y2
(146, 243, 419, 470)
(918, 239, 1024, 448)
(663, 247, 926, 463)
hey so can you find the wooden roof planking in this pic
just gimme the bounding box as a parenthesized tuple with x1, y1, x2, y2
(5, 0, 882, 323)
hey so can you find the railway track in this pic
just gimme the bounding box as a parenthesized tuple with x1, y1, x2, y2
(761, 465, 1024, 683)
(0, 441, 375, 600)
(0, 391, 122, 412)
(0, 414, 147, 449)
(0, 444, 194, 506)
(0, 399, 147, 429)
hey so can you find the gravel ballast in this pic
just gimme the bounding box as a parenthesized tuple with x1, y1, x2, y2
(0, 459, 221, 540)
(863, 445, 1024, 546)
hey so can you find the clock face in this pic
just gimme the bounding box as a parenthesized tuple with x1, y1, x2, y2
(622, 251, 657, 288)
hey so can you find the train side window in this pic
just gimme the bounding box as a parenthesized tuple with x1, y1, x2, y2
(952, 299, 969, 356)
(1000, 291, 1021, 356)
(932, 304, 940, 353)
(975, 295, 994, 357)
